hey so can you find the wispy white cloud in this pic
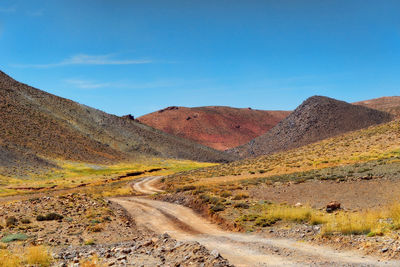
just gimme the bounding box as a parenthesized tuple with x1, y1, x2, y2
(65, 79, 112, 89)
(64, 78, 197, 90)
(12, 54, 152, 68)
(0, 6, 16, 13)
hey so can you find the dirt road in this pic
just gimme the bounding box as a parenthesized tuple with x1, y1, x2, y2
(110, 176, 400, 267)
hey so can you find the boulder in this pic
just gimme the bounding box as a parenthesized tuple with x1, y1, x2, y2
(326, 201, 341, 213)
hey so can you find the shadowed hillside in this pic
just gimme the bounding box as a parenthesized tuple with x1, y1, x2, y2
(228, 96, 393, 158)
(0, 71, 234, 176)
(138, 106, 290, 150)
(354, 96, 400, 118)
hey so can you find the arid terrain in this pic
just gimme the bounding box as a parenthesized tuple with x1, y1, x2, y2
(228, 96, 393, 158)
(2, 70, 400, 266)
(354, 96, 400, 118)
(0, 71, 234, 178)
(138, 106, 290, 150)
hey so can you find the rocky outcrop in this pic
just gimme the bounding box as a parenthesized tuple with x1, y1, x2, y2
(229, 96, 393, 158)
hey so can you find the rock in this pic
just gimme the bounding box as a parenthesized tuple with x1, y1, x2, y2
(326, 201, 341, 213)
(121, 248, 131, 254)
(160, 233, 171, 240)
(295, 202, 302, 207)
(121, 114, 135, 120)
(117, 255, 127, 261)
(210, 249, 220, 259)
(381, 247, 389, 253)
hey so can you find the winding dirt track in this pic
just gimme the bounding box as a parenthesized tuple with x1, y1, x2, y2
(111, 176, 400, 267)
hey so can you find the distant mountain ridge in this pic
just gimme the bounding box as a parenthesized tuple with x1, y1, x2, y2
(353, 96, 400, 118)
(138, 106, 290, 150)
(0, 71, 234, 176)
(228, 96, 394, 158)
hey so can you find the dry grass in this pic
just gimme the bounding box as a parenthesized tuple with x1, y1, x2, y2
(25, 246, 52, 267)
(231, 200, 400, 237)
(165, 120, 400, 188)
(0, 246, 52, 267)
(0, 249, 21, 267)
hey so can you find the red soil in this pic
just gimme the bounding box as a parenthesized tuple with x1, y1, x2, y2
(138, 106, 290, 150)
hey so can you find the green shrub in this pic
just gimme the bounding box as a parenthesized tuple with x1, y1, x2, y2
(1, 233, 29, 243)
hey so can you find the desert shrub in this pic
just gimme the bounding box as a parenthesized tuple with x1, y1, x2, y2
(84, 239, 95, 246)
(254, 217, 278, 227)
(25, 246, 52, 267)
(20, 218, 31, 224)
(36, 213, 63, 221)
(175, 185, 196, 193)
(6, 217, 18, 227)
(237, 214, 259, 222)
(210, 204, 225, 213)
(87, 224, 103, 233)
(1, 233, 29, 243)
(220, 191, 232, 198)
(200, 194, 211, 203)
(233, 193, 249, 200)
(234, 202, 249, 209)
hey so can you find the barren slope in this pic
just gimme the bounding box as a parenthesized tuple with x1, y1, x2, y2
(0, 71, 234, 176)
(138, 106, 290, 150)
(354, 96, 400, 118)
(229, 96, 393, 158)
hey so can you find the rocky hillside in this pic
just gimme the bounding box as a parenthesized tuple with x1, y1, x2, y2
(354, 96, 400, 118)
(0, 71, 234, 176)
(138, 106, 290, 150)
(229, 96, 393, 158)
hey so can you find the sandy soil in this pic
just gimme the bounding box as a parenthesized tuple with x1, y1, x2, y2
(250, 177, 400, 210)
(111, 176, 400, 267)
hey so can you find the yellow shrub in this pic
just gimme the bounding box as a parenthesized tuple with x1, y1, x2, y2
(322, 212, 381, 235)
(265, 205, 313, 223)
(0, 249, 21, 267)
(25, 246, 52, 267)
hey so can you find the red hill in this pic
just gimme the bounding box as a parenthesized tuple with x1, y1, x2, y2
(137, 106, 290, 150)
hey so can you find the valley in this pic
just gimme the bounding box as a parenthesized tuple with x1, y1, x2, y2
(1, 71, 400, 266)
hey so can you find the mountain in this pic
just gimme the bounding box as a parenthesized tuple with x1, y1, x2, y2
(353, 96, 400, 118)
(228, 96, 394, 158)
(0, 71, 234, 176)
(137, 106, 290, 150)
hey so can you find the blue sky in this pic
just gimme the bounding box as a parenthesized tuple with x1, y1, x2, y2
(0, 0, 399, 116)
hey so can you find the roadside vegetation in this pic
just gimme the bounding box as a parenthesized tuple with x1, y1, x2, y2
(0, 158, 216, 197)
